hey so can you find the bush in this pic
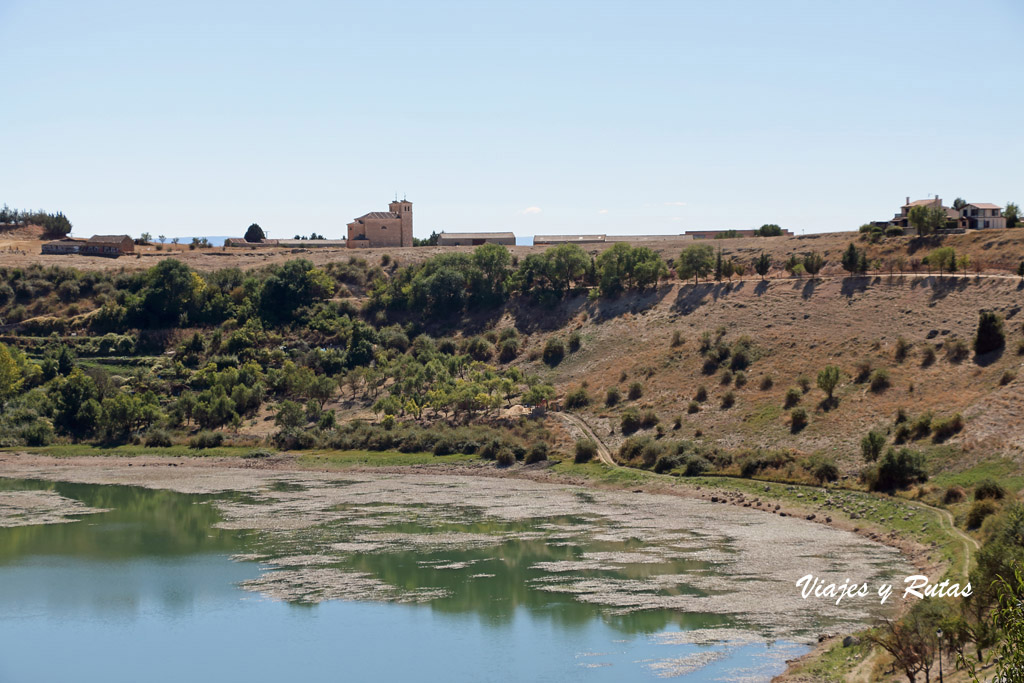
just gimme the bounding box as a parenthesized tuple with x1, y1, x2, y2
(574, 439, 597, 464)
(861, 429, 886, 462)
(920, 345, 936, 367)
(639, 410, 659, 428)
(910, 413, 933, 440)
(734, 371, 747, 388)
(682, 455, 712, 476)
(524, 442, 549, 464)
(465, 336, 494, 361)
(719, 369, 733, 386)
(564, 387, 590, 409)
(945, 338, 969, 363)
(966, 499, 998, 530)
(433, 438, 457, 456)
(783, 387, 801, 408)
(20, 421, 54, 447)
(672, 415, 682, 430)
(694, 386, 708, 402)
(244, 448, 275, 459)
(498, 338, 519, 363)
(542, 338, 565, 366)
(999, 370, 1016, 386)
(568, 331, 582, 352)
(627, 382, 643, 400)
(854, 360, 873, 383)
(686, 400, 699, 414)
(797, 376, 811, 393)
(894, 337, 911, 362)
(620, 409, 641, 435)
(720, 391, 735, 409)
(974, 310, 1005, 356)
(495, 447, 516, 468)
(942, 486, 966, 504)
(974, 478, 1007, 501)
(189, 431, 224, 449)
(759, 375, 773, 390)
(605, 386, 621, 406)
(869, 369, 890, 393)
(670, 330, 684, 348)
(144, 429, 173, 447)
(790, 408, 808, 432)
(868, 447, 927, 492)
(931, 413, 963, 442)
(811, 458, 840, 484)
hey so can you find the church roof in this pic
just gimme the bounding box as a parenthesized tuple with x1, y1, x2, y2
(356, 211, 400, 220)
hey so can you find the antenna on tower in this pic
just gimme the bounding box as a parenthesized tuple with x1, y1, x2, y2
(403, 193, 406, 201)
(394, 192, 398, 201)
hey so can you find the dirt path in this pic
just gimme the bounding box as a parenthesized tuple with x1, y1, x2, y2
(553, 412, 618, 467)
(907, 499, 979, 578)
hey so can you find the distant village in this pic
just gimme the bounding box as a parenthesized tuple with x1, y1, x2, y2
(38, 195, 1011, 258)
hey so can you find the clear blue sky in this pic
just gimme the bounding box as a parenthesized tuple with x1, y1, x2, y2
(2, 0, 1021, 240)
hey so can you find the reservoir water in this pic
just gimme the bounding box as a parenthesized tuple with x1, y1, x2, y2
(0, 473, 909, 682)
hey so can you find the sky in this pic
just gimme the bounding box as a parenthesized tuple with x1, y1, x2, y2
(1, 0, 1022, 240)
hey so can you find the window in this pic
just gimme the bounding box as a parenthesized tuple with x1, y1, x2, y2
(984, 220, 990, 228)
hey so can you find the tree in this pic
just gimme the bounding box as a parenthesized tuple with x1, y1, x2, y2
(802, 252, 824, 276)
(753, 252, 771, 280)
(546, 244, 590, 295)
(756, 224, 783, 236)
(1005, 202, 1019, 228)
(677, 244, 715, 284)
(140, 232, 152, 244)
(841, 243, 865, 274)
(908, 205, 946, 236)
(974, 310, 1005, 356)
(0, 343, 22, 406)
(244, 223, 266, 243)
(953, 197, 967, 210)
(926, 246, 955, 277)
(861, 429, 886, 462)
(274, 400, 305, 429)
(817, 365, 841, 401)
(714, 248, 724, 281)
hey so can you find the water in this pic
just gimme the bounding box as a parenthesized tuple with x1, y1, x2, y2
(0, 475, 906, 682)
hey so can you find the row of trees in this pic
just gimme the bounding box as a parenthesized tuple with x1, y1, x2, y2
(0, 205, 72, 237)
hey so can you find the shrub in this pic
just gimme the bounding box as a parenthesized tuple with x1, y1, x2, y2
(868, 447, 927, 491)
(670, 330, 684, 348)
(854, 360, 873, 383)
(144, 429, 173, 447)
(605, 386, 621, 407)
(720, 391, 735, 409)
(244, 448, 274, 459)
(672, 415, 682, 430)
(627, 382, 643, 400)
(433, 438, 457, 456)
(974, 310, 1005, 356)
(999, 370, 1016, 386)
(465, 336, 494, 361)
(942, 486, 965, 504)
(498, 339, 519, 363)
(524, 442, 549, 464)
(1018, 339, 1024, 356)
(734, 371, 747, 388)
(189, 431, 224, 449)
(701, 358, 718, 375)
(719, 369, 733, 386)
(893, 423, 911, 444)
(759, 375, 773, 390)
(542, 338, 565, 366)
(966, 499, 998, 530)
(653, 454, 682, 474)
(790, 408, 808, 433)
(783, 387, 801, 408)
(931, 413, 963, 442)
(920, 345, 936, 367)
(910, 413, 933, 440)
(974, 478, 1007, 501)
(687, 400, 699, 414)
(945, 338, 969, 363)
(568, 331, 582, 352)
(495, 448, 516, 467)
(797, 376, 811, 393)
(574, 439, 597, 464)
(894, 337, 911, 362)
(860, 429, 886, 462)
(620, 409, 641, 435)
(20, 421, 54, 447)
(694, 386, 708, 402)
(639, 410, 659, 428)
(682, 455, 712, 476)
(811, 458, 840, 484)
(869, 369, 890, 393)
(564, 387, 590, 409)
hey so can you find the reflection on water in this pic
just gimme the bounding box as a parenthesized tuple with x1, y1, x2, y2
(0, 476, 902, 682)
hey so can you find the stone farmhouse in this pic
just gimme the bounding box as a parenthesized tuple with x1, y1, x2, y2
(42, 235, 134, 257)
(346, 200, 413, 249)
